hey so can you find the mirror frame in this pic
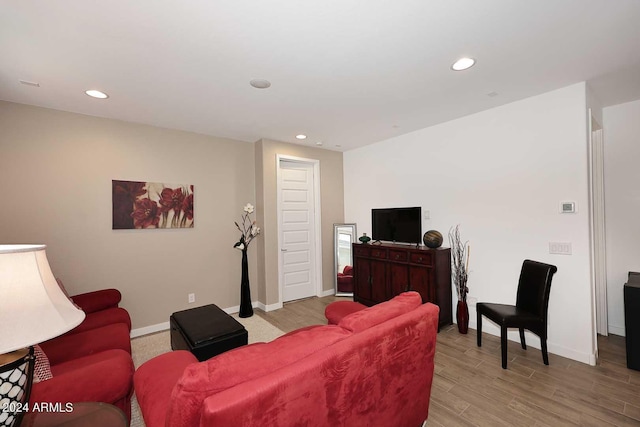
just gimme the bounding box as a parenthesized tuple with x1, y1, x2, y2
(334, 223, 357, 296)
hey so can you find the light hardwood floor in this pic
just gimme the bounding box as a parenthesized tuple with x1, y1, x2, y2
(256, 296, 640, 426)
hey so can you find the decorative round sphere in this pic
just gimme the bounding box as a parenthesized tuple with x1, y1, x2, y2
(423, 230, 443, 248)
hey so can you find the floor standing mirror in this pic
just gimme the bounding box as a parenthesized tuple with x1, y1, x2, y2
(334, 223, 357, 296)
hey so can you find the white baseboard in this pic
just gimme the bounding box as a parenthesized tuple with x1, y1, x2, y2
(256, 301, 284, 312)
(319, 288, 335, 297)
(608, 325, 625, 337)
(130, 301, 261, 338)
(131, 291, 333, 338)
(131, 321, 169, 338)
(472, 322, 594, 365)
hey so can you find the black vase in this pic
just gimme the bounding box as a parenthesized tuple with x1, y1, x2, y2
(239, 248, 253, 318)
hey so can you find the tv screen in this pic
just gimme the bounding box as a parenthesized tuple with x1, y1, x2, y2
(372, 207, 422, 244)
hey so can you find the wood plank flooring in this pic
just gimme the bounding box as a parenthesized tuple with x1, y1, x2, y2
(255, 296, 640, 426)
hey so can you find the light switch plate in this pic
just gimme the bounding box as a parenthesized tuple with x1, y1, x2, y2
(560, 201, 576, 213)
(549, 242, 572, 255)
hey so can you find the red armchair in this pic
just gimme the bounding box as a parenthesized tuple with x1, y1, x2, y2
(337, 265, 353, 293)
(64, 285, 132, 335)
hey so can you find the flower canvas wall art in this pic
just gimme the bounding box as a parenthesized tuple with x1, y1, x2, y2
(112, 180, 194, 229)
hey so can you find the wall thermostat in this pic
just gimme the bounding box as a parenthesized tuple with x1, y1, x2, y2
(560, 201, 576, 213)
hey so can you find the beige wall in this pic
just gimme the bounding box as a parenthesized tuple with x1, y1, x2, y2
(255, 139, 344, 306)
(0, 101, 258, 329)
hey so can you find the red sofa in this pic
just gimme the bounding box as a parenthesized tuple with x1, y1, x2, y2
(134, 292, 439, 427)
(30, 288, 134, 421)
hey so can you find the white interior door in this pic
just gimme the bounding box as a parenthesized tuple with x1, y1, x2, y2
(279, 160, 317, 302)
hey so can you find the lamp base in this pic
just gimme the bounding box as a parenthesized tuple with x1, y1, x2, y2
(0, 347, 35, 427)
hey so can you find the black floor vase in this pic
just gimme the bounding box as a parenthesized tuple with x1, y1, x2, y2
(239, 248, 253, 318)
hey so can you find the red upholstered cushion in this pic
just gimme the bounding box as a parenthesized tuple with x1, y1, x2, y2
(31, 349, 134, 411)
(134, 351, 197, 427)
(71, 289, 122, 314)
(343, 265, 353, 275)
(65, 307, 132, 335)
(166, 325, 352, 427)
(32, 345, 53, 383)
(339, 291, 423, 332)
(39, 323, 131, 366)
(325, 301, 367, 325)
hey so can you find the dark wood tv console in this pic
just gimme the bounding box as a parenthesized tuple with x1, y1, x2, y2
(352, 242, 452, 329)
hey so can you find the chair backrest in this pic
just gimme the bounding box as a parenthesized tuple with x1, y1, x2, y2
(515, 259, 558, 318)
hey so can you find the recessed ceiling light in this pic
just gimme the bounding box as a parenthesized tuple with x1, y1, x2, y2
(487, 91, 499, 97)
(316, 142, 323, 146)
(85, 89, 109, 99)
(296, 134, 307, 140)
(250, 79, 271, 89)
(451, 57, 476, 71)
(335, 144, 342, 148)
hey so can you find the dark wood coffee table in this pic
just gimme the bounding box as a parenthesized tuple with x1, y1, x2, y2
(170, 304, 248, 361)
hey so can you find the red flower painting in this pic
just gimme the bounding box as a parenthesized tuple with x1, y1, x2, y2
(112, 180, 194, 229)
(132, 198, 160, 228)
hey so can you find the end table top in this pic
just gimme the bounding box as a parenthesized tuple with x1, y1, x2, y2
(21, 402, 127, 427)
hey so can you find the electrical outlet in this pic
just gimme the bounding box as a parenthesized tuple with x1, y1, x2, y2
(423, 210, 430, 220)
(467, 296, 477, 306)
(188, 293, 195, 303)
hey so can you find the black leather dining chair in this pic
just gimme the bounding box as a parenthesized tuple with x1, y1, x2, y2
(476, 260, 558, 369)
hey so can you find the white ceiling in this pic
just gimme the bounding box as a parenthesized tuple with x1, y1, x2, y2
(1, 1, 640, 152)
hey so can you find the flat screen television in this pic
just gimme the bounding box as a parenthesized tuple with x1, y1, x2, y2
(372, 207, 422, 244)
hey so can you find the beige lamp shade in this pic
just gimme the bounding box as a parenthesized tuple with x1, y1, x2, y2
(0, 245, 85, 353)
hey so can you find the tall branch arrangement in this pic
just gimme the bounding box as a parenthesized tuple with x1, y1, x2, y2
(233, 203, 261, 250)
(449, 225, 470, 301)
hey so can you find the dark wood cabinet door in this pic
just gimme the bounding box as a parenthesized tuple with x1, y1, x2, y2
(370, 260, 387, 303)
(389, 262, 410, 297)
(354, 257, 372, 301)
(409, 265, 435, 303)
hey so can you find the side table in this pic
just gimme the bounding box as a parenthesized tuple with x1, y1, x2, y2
(21, 402, 127, 427)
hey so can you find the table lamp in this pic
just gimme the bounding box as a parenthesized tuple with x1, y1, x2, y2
(0, 245, 85, 427)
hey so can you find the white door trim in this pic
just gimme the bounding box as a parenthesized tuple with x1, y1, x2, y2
(589, 119, 608, 336)
(587, 108, 608, 353)
(276, 154, 323, 304)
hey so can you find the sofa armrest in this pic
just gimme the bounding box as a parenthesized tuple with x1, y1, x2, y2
(71, 289, 122, 314)
(30, 349, 134, 407)
(40, 323, 131, 365)
(134, 351, 198, 427)
(325, 301, 367, 325)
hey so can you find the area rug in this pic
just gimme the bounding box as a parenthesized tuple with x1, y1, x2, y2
(130, 314, 285, 427)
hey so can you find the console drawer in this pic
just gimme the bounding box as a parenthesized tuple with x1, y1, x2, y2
(354, 245, 371, 257)
(370, 248, 388, 259)
(389, 250, 408, 262)
(410, 252, 433, 266)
